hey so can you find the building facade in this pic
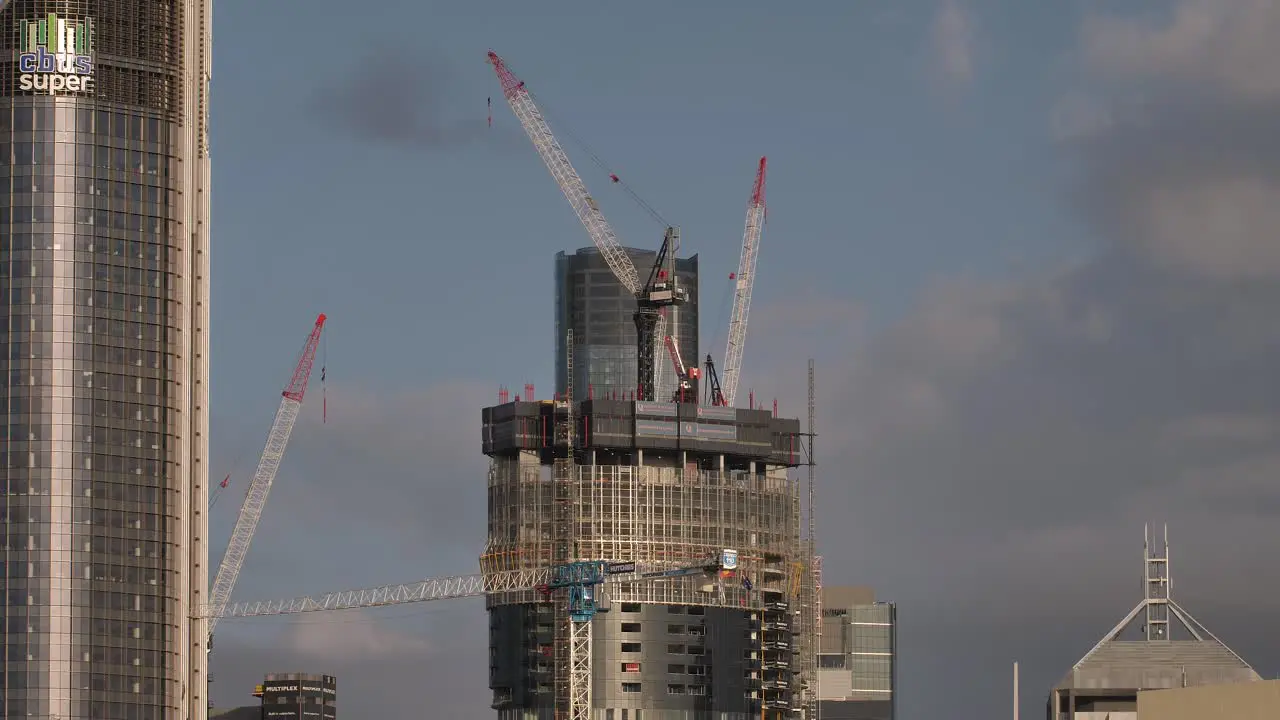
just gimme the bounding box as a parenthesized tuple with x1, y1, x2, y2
(818, 587, 896, 720)
(481, 398, 806, 719)
(256, 673, 337, 720)
(0, 1, 212, 719)
(555, 246, 699, 403)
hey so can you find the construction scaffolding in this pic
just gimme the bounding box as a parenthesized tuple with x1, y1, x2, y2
(481, 393, 807, 719)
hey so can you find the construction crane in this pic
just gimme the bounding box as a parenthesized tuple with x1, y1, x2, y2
(199, 550, 739, 621)
(487, 50, 688, 402)
(703, 353, 728, 407)
(207, 313, 326, 637)
(721, 156, 767, 407)
(663, 335, 700, 404)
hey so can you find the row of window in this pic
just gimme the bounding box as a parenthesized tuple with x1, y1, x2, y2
(2, 205, 174, 232)
(619, 682, 707, 695)
(620, 623, 707, 636)
(2, 237, 177, 260)
(0, 140, 174, 175)
(3, 617, 168, 641)
(1, 106, 173, 144)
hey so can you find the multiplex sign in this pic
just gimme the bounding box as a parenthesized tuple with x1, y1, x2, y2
(17, 14, 95, 94)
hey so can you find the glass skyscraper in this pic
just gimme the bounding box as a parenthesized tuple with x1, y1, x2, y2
(0, 1, 213, 719)
(554, 246, 699, 402)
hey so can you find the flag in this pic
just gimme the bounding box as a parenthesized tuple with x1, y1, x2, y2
(219, 474, 229, 489)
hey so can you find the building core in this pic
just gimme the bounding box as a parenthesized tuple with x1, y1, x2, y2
(481, 397, 807, 719)
(555, 246, 699, 403)
(0, 1, 213, 719)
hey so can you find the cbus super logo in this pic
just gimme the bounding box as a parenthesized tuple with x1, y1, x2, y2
(17, 14, 95, 94)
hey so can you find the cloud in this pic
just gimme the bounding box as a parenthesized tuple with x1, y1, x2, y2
(210, 606, 491, 720)
(928, 0, 975, 92)
(1063, 1, 1280, 281)
(749, 2, 1280, 716)
(310, 48, 487, 147)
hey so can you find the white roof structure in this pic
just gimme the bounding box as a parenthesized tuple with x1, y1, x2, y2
(1055, 525, 1260, 693)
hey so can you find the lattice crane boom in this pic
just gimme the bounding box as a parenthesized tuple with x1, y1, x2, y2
(197, 553, 738, 620)
(722, 157, 767, 407)
(487, 50, 641, 295)
(207, 314, 326, 635)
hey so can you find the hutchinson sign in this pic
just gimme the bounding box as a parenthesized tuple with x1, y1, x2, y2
(17, 14, 95, 94)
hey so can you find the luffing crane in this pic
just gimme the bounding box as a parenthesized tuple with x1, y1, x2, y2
(663, 335, 700, 404)
(487, 50, 688, 403)
(207, 314, 326, 638)
(721, 156, 767, 407)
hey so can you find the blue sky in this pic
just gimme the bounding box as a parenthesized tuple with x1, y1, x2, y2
(207, 1, 1280, 718)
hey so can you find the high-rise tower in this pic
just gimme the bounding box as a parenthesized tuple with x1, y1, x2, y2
(0, 2, 213, 719)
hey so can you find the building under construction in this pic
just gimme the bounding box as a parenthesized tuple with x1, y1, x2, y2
(481, 391, 815, 719)
(1047, 526, 1262, 719)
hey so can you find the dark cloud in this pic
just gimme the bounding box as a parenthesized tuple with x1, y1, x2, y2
(310, 48, 488, 148)
(734, 3, 1280, 718)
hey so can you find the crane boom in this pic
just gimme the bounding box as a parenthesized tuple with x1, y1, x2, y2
(722, 157, 767, 406)
(198, 554, 737, 619)
(208, 314, 326, 634)
(487, 50, 641, 295)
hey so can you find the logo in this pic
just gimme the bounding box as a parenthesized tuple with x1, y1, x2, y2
(17, 14, 95, 94)
(721, 548, 739, 570)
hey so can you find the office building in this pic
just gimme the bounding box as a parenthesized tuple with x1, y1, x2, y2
(1048, 527, 1261, 719)
(555, 246, 699, 402)
(255, 673, 337, 720)
(818, 586, 897, 720)
(481, 397, 807, 719)
(0, 1, 213, 718)
(1137, 679, 1280, 720)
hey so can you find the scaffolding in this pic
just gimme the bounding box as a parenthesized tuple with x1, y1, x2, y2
(481, 385, 806, 718)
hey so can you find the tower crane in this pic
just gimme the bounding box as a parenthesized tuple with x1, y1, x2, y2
(487, 50, 687, 402)
(199, 550, 743, 718)
(207, 313, 326, 637)
(199, 550, 739, 620)
(721, 156, 767, 407)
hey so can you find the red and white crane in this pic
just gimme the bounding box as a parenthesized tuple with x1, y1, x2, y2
(487, 50, 687, 403)
(721, 156, 767, 407)
(207, 313, 326, 637)
(663, 335, 700, 404)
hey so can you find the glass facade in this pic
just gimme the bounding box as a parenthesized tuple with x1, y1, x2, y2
(555, 247, 699, 402)
(0, 1, 212, 719)
(818, 589, 896, 720)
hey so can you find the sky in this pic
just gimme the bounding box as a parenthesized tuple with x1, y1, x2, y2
(206, 1, 1280, 717)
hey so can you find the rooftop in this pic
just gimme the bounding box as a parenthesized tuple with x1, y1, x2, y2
(1055, 525, 1260, 693)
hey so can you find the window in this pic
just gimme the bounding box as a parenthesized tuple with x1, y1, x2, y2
(667, 684, 686, 695)
(667, 644, 685, 654)
(621, 622, 641, 633)
(621, 643, 641, 653)
(622, 663, 640, 673)
(667, 624, 684, 635)
(667, 664, 684, 674)
(621, 603, 641, 613)
(621, 683, 641, 693)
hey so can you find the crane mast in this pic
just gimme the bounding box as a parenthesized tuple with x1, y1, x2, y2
(207, 314, 326, 636)
(722, 157, 767, 407)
